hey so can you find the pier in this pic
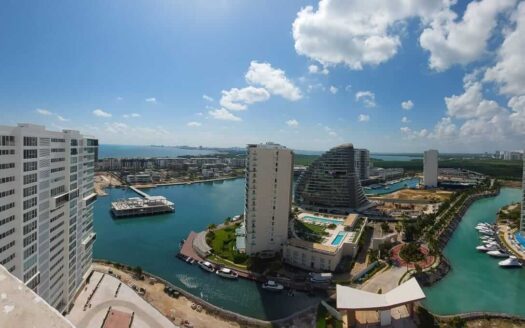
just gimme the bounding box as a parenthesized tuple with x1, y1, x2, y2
(111, 187, 175, 218)
(129, 186, 150, 198)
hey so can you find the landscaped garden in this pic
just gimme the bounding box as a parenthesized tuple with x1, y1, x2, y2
(294, 220, 329, 243)
(206, 223, 249, 265)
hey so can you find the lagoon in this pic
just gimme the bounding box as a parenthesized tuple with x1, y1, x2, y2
(93, 178, 319, 320)
(424, 187, 524, 317)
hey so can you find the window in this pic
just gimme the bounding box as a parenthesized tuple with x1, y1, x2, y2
(0, 163, 15, 170)
(0, 215, 15, 227)
(23, 137, 37, 146)
(0, 149, 14, 156)
(51, 167, 65, 173)
(23, 149, 38, 159)
(0, 176, 14, 184)
(0, 227, 15, 240)
(0, 202, 15, 213)
(50, 185, 65, 197)
(0, 136, 15, 146)
(51, 148, 65, 153)
(23, 209, 37, 223)
(23, 221, 37, 235)
(23, 231, 37, 247)
(0, 240, 14, 253)
(51, 157, 65, 163)
(23, 161, 37, 172)
(23, 197, 37, 210)
(24, 173, 37, 185)
(51, 138, 65, 143)
(70, 139, 78, 146)
(23, 185, 37, 197)
(0, 189, 15, 198)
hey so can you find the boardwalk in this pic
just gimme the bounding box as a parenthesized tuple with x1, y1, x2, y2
(129, 186, 150, 198)
(179, 231, 203, 261)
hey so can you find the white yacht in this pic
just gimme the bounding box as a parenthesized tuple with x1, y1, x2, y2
(476, 244, 498, 252)
(262, 280, 284, 291)
(198, 261, 215, 273)
(499, 256, 522, 268)
(479, 230, 495, 236)
(215, 268, 239, 279)
(487, 250, 509, 258)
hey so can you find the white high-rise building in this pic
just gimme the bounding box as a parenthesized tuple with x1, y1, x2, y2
(354, 148, 370, 180)
(244, 143, 293, 256)
(0, 123, 98, 312)
(520, 153, 525, 235)
(423, 149, 438, 188)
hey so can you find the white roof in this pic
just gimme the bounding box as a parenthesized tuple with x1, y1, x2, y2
(336, 278, 426, 310)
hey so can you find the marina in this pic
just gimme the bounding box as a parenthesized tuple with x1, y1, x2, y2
(364, 177, 420, 195)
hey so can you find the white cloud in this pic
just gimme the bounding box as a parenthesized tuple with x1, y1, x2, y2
(345, 85, 352, 92)
(420, 0, 516, 71)
(308, 64, 329, 75)
(445, 82, 504, 119)
(292, 0, 447, 70)
(286, 119, 299, 127)
(123, 113, 141, 119)
(208, 108, 242, 122)
(329, 86, 338, 94)
(187, 121, 202, 127)
(202, 94, 214, 102)
(145, 97, 157, 104)
(56, 115, 69, 122)
(401, 100, 414, 110)
(245, 61, 302, 101)
(131, 113, 140, 118)
(93, 109, 112, 118)
(484, 2, 525, 96)
(355, 91, 376, 107)
(358, 114, 370, 122)
(36, 108, 52, 116)
(323, 126, 337, 137)
(116, 96, 123, 101)
(220, 86, 270, 111)
(401, 116, 410, 123)
(104, 122, 128, 134)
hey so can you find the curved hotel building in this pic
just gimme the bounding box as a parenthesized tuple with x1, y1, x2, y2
(294, 144, 369, 213)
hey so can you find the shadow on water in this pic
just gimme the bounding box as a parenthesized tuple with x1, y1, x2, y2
(93, 179, 320, 320)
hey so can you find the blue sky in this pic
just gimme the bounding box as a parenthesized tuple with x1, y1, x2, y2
(1, 0, 524, 152)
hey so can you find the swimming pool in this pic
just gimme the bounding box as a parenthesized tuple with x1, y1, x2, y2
(331, 232, 347, 246)
(303, 215, 343, 225)
(515, 232, 525, 249)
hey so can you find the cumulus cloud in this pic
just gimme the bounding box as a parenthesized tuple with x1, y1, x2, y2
(401, 116, 410, 123)
(401, 100, 414, 110)
(93, 109, 112, 118)
(187, 121, 202, 127)
(202, 94, 214, 102)
(308, 64, 329, 75)
(329, 86, 338, 94)
(292, 0, 447, 70)
(123, 113, 141, 119)
(484, 1, 525, 96)
(245, 61, 302, 101)
(208, 108, 242, 122)
(286, 119, 299, 127)
(36, 108, 69, 121)
(220, 86, 270, 111)
(145, 97, 157, 104)
(358, 114, 370, 122)
(445, 82, 505, 119)
(420, 0, 516, 71)
(355, 91, 376, 107)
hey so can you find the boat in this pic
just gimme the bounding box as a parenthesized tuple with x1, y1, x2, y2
(479, 230, 494, 236)
(498, 256, 522, 268)
(262, 280, 284, 291)
(476, 244, 498, 252)
(487, 250, 509, 258)
(215, 268, 239, 279)
(198, 261, 215, 273)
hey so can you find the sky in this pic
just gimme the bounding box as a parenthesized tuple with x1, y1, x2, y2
(0, 0, 524, 153)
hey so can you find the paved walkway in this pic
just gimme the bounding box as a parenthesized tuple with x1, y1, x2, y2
(67, 271, 177, 328)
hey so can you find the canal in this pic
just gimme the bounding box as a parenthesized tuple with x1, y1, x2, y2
(423, 187, 525, 317)
(93, 178, 319, 320)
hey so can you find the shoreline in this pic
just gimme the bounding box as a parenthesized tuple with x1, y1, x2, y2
(92, 259, 317, 326)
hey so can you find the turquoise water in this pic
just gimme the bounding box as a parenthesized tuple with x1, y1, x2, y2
(304, 215, 343, 225)
(423, 188, 525, 316)
(98, 144, 216, 158)
(331, 232, 347, 246)
(365, 178, 420, 195)
(93, 179, 319, 320)
(515, 232, 525, 249)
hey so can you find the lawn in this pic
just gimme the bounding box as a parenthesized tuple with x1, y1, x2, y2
(295, 220, 328, 243)
(207, 224, 248, 265)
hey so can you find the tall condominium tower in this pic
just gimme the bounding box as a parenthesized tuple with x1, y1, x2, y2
(244, 143, 293, 256)
(0, 124, 98, 312)
(423, 149, 439, 188)
(295, 144, 369, 213)
(354, 148, 370, 180)
(521, 154, 525, 235)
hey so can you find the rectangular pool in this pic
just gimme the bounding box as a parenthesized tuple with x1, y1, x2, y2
(331, 232, 347, 246)
(303, 215, 343, 226)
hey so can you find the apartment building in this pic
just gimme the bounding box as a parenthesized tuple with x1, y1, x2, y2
(423, 149, 439, 188)
(244, 143, 293, 256)
(0, 123, 98, 312)
(354, 148, 370, 180)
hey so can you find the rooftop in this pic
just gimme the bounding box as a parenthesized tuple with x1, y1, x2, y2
(0, 265, 75, 328)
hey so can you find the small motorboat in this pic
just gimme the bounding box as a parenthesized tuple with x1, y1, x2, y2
(198, 261, 215, 273)
(499, 256, 522, 268)
(479, 230, 495, 236)
(262, 280, 284, 291)
(476, 244, 498, 252)
(215, 268, 239, 279)
(487, 250, 509, 258)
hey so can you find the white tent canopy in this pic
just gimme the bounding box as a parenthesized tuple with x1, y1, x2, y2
(337, 278, 426, 311)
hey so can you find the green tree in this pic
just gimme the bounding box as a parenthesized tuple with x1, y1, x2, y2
(207, 223, 217, 230)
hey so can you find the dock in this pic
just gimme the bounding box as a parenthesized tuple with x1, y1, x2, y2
(129, 186, 150, 198)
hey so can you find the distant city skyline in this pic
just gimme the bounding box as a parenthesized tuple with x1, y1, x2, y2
(1, 0, 524, 152)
